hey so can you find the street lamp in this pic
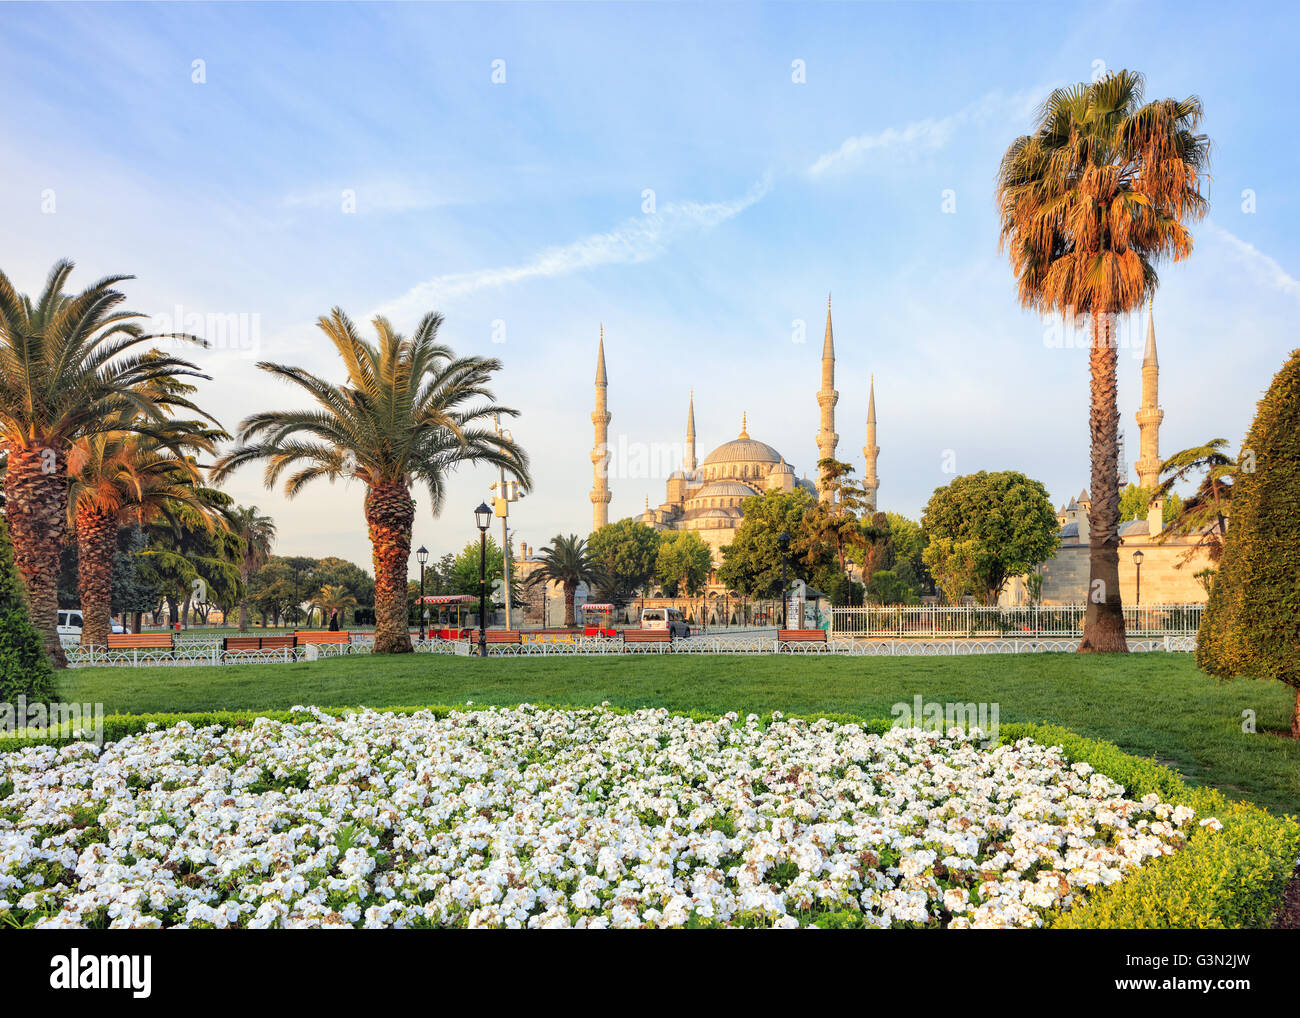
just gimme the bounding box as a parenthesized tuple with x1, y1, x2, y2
(474, 503, 491, 657)
(1132, 549, 1145, 609)
(416, 545, 428, 643)
(777, 531, 791, 629)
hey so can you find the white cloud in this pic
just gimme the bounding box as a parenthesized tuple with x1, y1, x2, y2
(807, 87, 1047, 178)
(1207, 222, 1300, 300)
(374, 176, 772, 317)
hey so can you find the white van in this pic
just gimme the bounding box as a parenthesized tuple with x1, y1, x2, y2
(57, 610, 128, 636)
(640, 607, 690, 638)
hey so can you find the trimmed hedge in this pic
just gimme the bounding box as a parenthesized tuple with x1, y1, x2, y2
(2, 706, 1295, 929)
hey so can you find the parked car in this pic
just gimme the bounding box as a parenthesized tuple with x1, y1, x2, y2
(56, 610, 129, 636)
(640, 607, 690, 638)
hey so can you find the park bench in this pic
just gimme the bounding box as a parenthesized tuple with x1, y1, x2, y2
(483, 630, 523, 645)
(223, 635, 298, 655)
(103, 632, 175, 661)
(622, 629, 672, 648)
(777, 629, 827, 649)
(296, 631, 351, 645)
(107, 633, 175, 651)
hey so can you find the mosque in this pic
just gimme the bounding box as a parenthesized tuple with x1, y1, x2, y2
(589, 296, 879, 563)
(548, 294, 1213, 611)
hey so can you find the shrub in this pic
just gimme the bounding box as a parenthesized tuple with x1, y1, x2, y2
(1197, 349, 1300, 736)
(0, 516, 56, 704)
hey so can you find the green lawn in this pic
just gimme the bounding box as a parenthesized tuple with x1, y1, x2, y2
(57, 653, 1299, 816)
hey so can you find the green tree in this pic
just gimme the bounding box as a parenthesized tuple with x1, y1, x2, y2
(526, 534, 601, 627)
(0, 260, 212, 665)
(212, 308, 529, 653)
(997, 71, 1210, 652)
(806, 459, 871, 573)
(1197, 350, 1300, 737)
(1119, 483, 1183, 524)
(655, 530, 712, 597)
(447, 537, 504, 598)
(0, 515, 56, 702)
(718, 489, 818, 598)
(1153, 440, 1236, 564)
(921, 471, 1059, 605)
(885, 512, 930, 595)
(587, 520, 661, 606)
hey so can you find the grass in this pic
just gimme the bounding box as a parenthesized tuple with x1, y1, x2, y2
(55, 652, 1299, 816)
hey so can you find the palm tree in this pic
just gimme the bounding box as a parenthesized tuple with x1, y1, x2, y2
(67, 420, 219, 647)
(312, 584, 358, 628)
(212, 308, 529, 653)
(230, 505, 277, 632)
(0, 261, 211, 664)
(996, 71, 1209, 652)
(527, 534, 602, 627)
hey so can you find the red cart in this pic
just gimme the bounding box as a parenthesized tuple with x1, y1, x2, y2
(581, 603, 618, 637)
(418, 594, 479, 639)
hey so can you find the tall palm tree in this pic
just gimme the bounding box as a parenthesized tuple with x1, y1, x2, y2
(212, 308, 529, 653)
(0, 261, 210, 665)
(996, 71, 1209, 652)
(527, 534, 602, 627)
(230, 505, 277, 632)
(67, 420, 219, 647)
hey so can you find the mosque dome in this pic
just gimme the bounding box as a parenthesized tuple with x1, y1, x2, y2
(700, 414, 782, 467)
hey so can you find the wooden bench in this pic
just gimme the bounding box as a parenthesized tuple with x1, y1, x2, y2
(622, 629, 672, 646)
(778, 629, 827, 645)
(223, 635, 298, 653)
(107, 633, 174, 650)
(483, 630, 523, 645)
(296, 631, 351, 645)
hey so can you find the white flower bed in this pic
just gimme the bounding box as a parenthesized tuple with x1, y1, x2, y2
(0, 705, 1201, 929)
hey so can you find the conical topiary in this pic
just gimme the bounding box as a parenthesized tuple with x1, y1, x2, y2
(0, 514, 57, 704)
(1196, 348, 1300, 736)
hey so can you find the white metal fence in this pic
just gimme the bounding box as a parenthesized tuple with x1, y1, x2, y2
(829, 603, 1203, 639)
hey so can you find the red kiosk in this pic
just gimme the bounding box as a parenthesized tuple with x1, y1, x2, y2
(581, 603, 618, 637)
(418, 594, 479, 640)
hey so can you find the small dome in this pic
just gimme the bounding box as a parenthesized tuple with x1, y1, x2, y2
(770, 460, 794, 475)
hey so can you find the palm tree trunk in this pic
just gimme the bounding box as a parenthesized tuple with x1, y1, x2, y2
(564, 583, 576, 627)
(366, 480, 415, 654)
(3, 444, 69, 667)
(1079, 311, 1128, 653)
(76, 504, 117, 648)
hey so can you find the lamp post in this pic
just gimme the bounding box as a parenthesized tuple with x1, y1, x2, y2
(777, 530, 791, 629)
(1132, 549, 1145, 614)
(475, 502, 491, 657)
(416, 545, 428, 643)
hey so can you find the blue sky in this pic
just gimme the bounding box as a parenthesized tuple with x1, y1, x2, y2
(3, 1, 1297, 571)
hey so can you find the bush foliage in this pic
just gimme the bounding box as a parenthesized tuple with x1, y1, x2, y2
(0, 516, 56, 704)
(1197, 349, 1300, 735)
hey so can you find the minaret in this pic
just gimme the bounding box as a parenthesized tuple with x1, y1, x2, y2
(1135, 300, 1163, 492)
(684, 389, 697, 473)
(815, 293, 839, 502)
(589, 326, 612, 532)
(863, 376, 880, 512)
